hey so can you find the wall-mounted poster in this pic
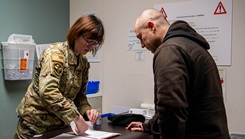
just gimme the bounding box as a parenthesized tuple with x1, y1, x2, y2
(154, 0, 232, 65)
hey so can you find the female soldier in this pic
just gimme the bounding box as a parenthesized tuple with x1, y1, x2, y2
(14, 14, 104, 139)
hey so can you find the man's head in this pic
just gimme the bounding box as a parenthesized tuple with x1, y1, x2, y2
(134, 8, 170, 53)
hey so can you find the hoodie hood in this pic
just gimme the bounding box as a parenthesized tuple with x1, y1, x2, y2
(163, 20, 210, 50)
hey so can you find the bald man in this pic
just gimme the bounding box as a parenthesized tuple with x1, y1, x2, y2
(126, 8, 230, 139)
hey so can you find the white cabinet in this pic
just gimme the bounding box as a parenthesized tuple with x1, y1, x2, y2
(87, 93, 102, 111)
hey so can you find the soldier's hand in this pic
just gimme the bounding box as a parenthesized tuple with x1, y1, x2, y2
(86, 109, 99, 123)
(74, 114, 89, 135)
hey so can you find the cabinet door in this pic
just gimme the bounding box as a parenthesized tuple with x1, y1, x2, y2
(88, 96, 102, 111)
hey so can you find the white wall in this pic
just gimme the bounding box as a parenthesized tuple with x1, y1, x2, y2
(225, 0, 245, 134)
(70, 0, 245, 134)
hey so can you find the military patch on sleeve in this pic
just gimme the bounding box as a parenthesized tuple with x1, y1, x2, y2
(52, 55, 64, 63)
(52, 62, 63, 77)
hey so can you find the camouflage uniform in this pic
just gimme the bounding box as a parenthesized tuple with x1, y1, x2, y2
(14, 42, 92, 139)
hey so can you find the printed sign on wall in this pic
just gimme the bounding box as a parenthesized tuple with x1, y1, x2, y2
(154, 0, 232, 65)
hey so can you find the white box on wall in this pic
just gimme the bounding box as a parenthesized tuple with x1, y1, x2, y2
(1, 34, 36, 80)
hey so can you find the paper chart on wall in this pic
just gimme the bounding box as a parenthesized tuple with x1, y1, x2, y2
(36, 43, 51, 59)
(127, 28, 146, 51)
(86, 51, 101, 63)
(154, 0, 232, 65)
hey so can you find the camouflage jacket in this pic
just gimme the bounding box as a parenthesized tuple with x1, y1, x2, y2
(16, 42, 91, 129)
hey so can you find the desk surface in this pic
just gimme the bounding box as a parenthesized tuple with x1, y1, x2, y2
(94, 118, 153, 139)
(31, 118, 153, 139)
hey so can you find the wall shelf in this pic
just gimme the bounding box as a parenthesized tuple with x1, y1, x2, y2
(86, 91, 102, 98)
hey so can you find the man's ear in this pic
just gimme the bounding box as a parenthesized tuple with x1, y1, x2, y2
(147, 21, 154, 28)
(147, 21, 155, 32)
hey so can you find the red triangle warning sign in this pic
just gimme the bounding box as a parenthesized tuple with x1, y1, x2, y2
(160, 7, 168, 18)
(214, 1, 227, 15)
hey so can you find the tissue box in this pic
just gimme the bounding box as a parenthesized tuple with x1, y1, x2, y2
(85, 81, 100, 94)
